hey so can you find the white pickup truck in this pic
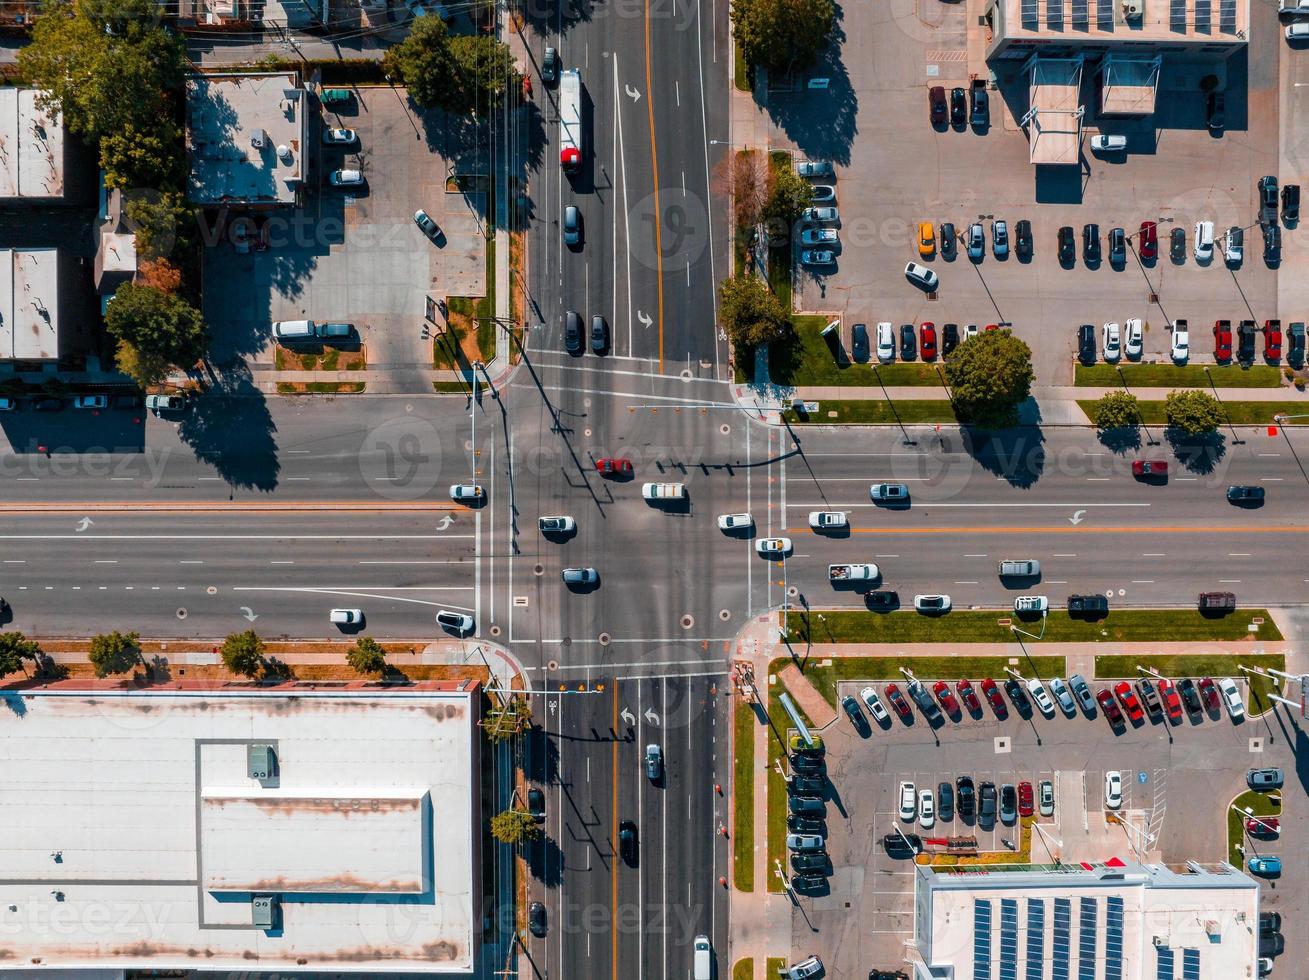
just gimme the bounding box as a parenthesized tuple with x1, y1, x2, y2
(829, 563, 878, 581)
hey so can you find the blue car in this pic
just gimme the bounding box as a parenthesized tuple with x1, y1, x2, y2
(967, 223, 985, 261)
(1248, 856, 1281, 877)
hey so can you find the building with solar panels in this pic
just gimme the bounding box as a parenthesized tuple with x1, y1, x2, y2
(912, 860, 1260, 979)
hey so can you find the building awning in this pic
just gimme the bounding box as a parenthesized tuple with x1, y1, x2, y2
(1022, 54, 1084, 166)
(1100, 54, 1161, 116)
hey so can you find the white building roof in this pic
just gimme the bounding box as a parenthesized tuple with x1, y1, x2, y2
(0, 687, 480, 973)
(0, 247, 59, 360)
(0, 89, 64, 199)
(186, 72, 306, 205)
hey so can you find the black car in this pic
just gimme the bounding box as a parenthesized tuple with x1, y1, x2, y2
(564, 310, 583, 353)
(1259, 175, 1279, 227)
(788, 815, 825, 834)
(1260, 933, 1285, 958)
(1068, 593, 1109, 617)
(541, 45, 559, 84)
(900, 323, 916, 361)
(851, 322, 869, 363)
(1238, 320, 1257, 364)
(1015, 219, 1032, 259)
(1108, 226, 1126, 265)
(1078, 323, 1096, 365)
(979, 780, 997, 822)
(1260, 912, 1282, 936)
(527, 787, 545, 821)
(970, 81, 989, 127)
(1083, 223, 1101, 262)
(790, 753, 825, 775)
(882, 832, 923, 858)
(1228, 485, 1266, 505)
(938, 781, 954, 821)
(591, 314, 609, 353)
(791, 851, 830, 872)
(1264, 223, 1281, 264)
(618, 819, 638, 864)
(1058, 225, 1075, 264)
(956, 776, 976, 819)
(792, 873, 829, 892)
(940, 222, 957, 260)
(941, 323, 959, 357)
(790, 775, 826, 795)
(1284, 183, 1300, 224)
(840, 694, 867, 731)
(31, 396, 62, 411)
(1004, 677, 1031, 713)
(529, 901, 547, 937)
(788, 795, 825, 815)
(950, 87, 967, 127)
(1288, 321, 1306, 368)
(865, 590, 899, 611)
(1178, 678, 1203, 714)
(929, 85, 947, 126)
(1170, 226, 1186, 261)
(1207, 90, 1225, 135)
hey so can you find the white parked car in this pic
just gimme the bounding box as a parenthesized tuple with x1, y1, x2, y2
(963, 323, 979, 341)
(73, 394, 108, 410)
(322, 127, 357, 144)
(717, 513, 753, 531)
(538, 516, 576, 534)
(801, 206, 839, 224)
(329, 608, 363, 626)
(436, 609, 475, 634)
(914, 594, 952, 613)
(876, 322, 895, 363)
(1287, 20, 1309, 38)
(795, 160, 834, 178)
(905, 262, 939, 290)
(145, 394, 187, 413)
(782, 957, 824, 980)
(1102, 322, 1122, 362)
(810, 184, 836, 202)
(1219, 677, 1245, 720)
(1170, 320, 1190, 363)
(800, 227, 837, 246)
(1090, 133, 1127, 152)
(414, 209, 440, 239)
(1194, 220, 1215, 261)
(1014, 595, 1049, 614)
(860, 686, 890, 724)
(755, 537, 792, 557)
(919, 789, 936, 829)
(899, 781, 917, 821)
(328, 168, 364, 186)
(809, 511, 848, 530)
(449, 484, 484, 502)
(1124, 318, 1143, 360)
(1026, 677, 1056, 717)
(1104, 770, 1123, 810)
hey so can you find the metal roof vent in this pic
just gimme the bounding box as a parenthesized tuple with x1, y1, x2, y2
(252, 894, 278, 930)
(248, 743, 277, 780)
(250, 127, 266, 149)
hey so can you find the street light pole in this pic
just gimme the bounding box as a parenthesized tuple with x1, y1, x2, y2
(1203, 366, 1244, 444)
(1115, 365, 1158, 446)
(872, 364, 916, 447)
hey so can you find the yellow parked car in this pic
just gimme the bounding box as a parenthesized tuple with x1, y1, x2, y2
(918, 221, 936, 257)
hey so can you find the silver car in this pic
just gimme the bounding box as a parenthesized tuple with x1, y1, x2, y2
(562, 567, 599, 586)
(786, 833, 825, 851)
(436, 609, 474, 634)
(860, 686, 890, 724)
(801, 206, 839, 224)
(795, 160, 834, 178)
(800, 227, 837, 246)
(801, 249, 835, 266)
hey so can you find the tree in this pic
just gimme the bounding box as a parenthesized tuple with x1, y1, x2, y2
(100, 119, 185, 192)
(0, 632, 40, 679)
(943, 329, 1034, 429)
(484, 696, 533, 743)
(382, 16, 463, 109)
(88, 630, 141, 677)
(761, 164, 813, 234)
(1089, 391, 1142, 430)
(715, 150, 770, 231)
(718, 274, 790, 352)
(1164, 389, 1225, 435)
(138, 258, 183, 294)
(448, 35, 517, 114)
(124, 190, 192, 261)
(490, 807, 540, 845)
(731, 0, 834, 74)
(347, 636, 388, 676)
(221, 630, 265, 678)
(114, 339, 171, 389)
(105, 283, 208, 379)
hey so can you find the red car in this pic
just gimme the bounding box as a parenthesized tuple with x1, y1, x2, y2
(885, 683, 912, 720)
(1018, 781, 1034, 817)
(1246, 816, 1280, 836)
(1097, 688, 1124, 725)
(1214, 320, 1232, 361)
(1114, 681, 1144, 723)
(932, 680, 960, 714)
(1157, 678, 1183, 722)
(1139, 220, 1158, 260)
(956, 679, 981, 713)
(920, 322, 938, 360)
(596, 457, 633, 478)
(1132, 460, 1167, 479)
(984, 323, 998, 332)
(1199, 676, 1220, 711)
(1265, 319, 1282, 360)
(980, 678, 1007, 717)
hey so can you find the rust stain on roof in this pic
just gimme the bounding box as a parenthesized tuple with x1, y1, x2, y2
(208, 795, 420, 816)
(239, 873, 421, 893)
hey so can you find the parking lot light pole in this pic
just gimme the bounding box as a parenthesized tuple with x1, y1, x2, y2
(1236, 805, 1279, 835)
(1009, 610, 1047, 641)
(1114, 366, 1158, 446)
(872, 364, 917, 447)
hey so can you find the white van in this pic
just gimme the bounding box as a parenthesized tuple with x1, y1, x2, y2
(692, 935, 712, 980)
(642, 482, 686, 501)
(273, 320, 316, 340)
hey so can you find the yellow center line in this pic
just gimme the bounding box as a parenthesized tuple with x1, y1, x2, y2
(611, 685, 619, 980)
(644, 0, 665, 370)
(786, 525, 1309, 535)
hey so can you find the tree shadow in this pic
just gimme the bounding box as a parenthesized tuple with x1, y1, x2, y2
(1164, 427, 1226, 475)
(177, 362, 280, 492)
(515, 0, 593, 38)
(1096, 425, 1142, 454)
(761, 5, 857, 166)
(525, 834, 563, 887)
(960, 425, 1046, 489)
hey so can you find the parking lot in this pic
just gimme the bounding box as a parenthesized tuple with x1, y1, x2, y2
(788, 673, 1305, 977)
(781, 0, 1287, 385)
(202, 88, 487, 382)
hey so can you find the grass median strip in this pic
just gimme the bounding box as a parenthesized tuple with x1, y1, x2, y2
(769, 317, 945, 387)
(766, 662, 818, 894)
(1227, 789, 1280, 867)
(785, 608, 1281, 646)
(1074, 364, 1283, 388)
(1094, 652, 1286, 713)
(732, 700, 755, 892)
(782, 399, 958, 425)
(766, 958, 787, 977)
(733, 959, 753, 980)
(1077, 399, 1309, 425)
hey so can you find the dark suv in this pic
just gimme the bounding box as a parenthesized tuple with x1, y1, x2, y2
(979, 781, 997, 823)
(1082, 223, 1100, 262)
(1058, 225, 1075, 264)
(1015, 219, 1032, 260)
(1068, 594, 1109, 617)
(1237, 320, 1257, 364)
(1078, 324, 1096, 365)
(564, 310, 583, 353)
(950, 87, 967, 127)
(1259, 175, 1279, 227)
(1289, 321, 1306, 368)
(956, 776, 976, 819)
(969, 81, 989, 127)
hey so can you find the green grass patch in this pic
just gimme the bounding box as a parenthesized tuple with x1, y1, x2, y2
(765, 662, 818, 894)
(1078, 399, 1309, 426)
(275, 381, 365, 394)
(1095, 652, 1286, 713)
(787, 608, 1281, 647)
(432, 380, 471, 393)
(768, 316, 945, 387)
(766, 958, 787, 977)
(782, 399, 958, 425)
(734, 45, 751, 92)
(792, 654, 1067, 709)
(732, 701, 756, 892)
(1075, 364, 1284, 388)
(733, 959, 754, 980)
(1227, 788, 1281, 867)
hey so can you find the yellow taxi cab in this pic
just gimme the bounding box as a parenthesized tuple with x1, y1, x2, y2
(918, 221, 935, 257)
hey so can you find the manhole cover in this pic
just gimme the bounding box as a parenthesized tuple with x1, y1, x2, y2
(533, 564, 545, 576)
(464, 439, 473, 451)
(680, 615, 694, 629)
(404, 403, 414, 413)
(547, 660, 559, 671)
(787, 586, 799, 597)
(489, 625, 501, 637)
(719, 609, 731, 621)
(598, 632, 611, 646)
(206, 586, 217, 595)
(720, 424, 731, 435)
(680, 369, 693, 380)
(561, 637, 572, 647)
(176, 608, 188, 620)
(584, 428, 592, 437)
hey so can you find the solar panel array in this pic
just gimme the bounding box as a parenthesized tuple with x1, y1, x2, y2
(1072, 0, 1088, 27)
(1052, 898, 1072, 980)
(1105, 896, 1125, 980)
(1023, 0, 1040, 27)
(1000, 899, 1019, 980)
(1078, 898, 1098, 980)
(1097, 0, 1114, 28)
(1182, 948, 1201, 980)
(1156, 946, 1175, 980)
(1170, 0, 1187, 30)
(1219, 0, 1236, 31)
(975, 900, 993, 980)
(1026, 900, 1045, 980)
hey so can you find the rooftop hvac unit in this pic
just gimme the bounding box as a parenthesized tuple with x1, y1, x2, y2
(248, 743, 277, 780)
(252, 894, 278, 930)
(1122, 0, 1143, 17)
(250, 127, 267, 149)
(277, 144, 292, 163)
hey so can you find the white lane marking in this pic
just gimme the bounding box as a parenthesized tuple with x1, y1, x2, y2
(179, 560, 204, 564)
(1053, 554, 1077, 557)
(109, 477, 133, 481)
(0, 534, 470, 540)
(955, 580, 979, 585)
(1228, 553, 1252, 557)
(231, 586, 473, 607)
(1141, 553, 1166, 557)
(1260, 477, 1283, 482)
(1130, 580, 1154, 584)
(94, 560, 117, 564)
(269, 560, 295, 565)
(964, 554, 988, 558)
(675, 80, 680, 106)
(615, 54, 634, 354)
(876, 554, 900, 558)
(358, 560, 471, 565)
(1258, 453, 1280, 457)
(1086, 478, 1111, 481)
(786, 502, 1152, 509)
(1218, 579, 1242, 583)
(286, 477, 310, 481)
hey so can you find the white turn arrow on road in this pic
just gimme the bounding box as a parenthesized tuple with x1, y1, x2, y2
(625, 84, 641, 102)
(621, 707, 636, 727)
(644, 707, 661, 726)
(1068, 510, 1087, 525)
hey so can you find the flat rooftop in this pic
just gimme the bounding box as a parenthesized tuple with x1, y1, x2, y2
(0, 686, 480, 973)
(998, 0, 1248, 42)
(0, 88, 64, 198)
(186, 72, 305, 205)
(0, 247, 59, 360)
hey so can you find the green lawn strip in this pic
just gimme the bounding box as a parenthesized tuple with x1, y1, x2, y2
(767, 152, 794, 313)
(276, 382, 365, 394)
(1095, 652, 1285, 712)
(433, 380, 471, 393)
(734, 45, 750, 92)
(795, 654, 1067, 710)
(782, 399, 958, 425)
(786, 609, 1281, 646)
(1227, 789, 1281, 867)
(1075, 364, 1284, 389)
(765, 958, 787, 978)
(768, 316, 944, 387)
(733, 959, 754, 980)
(1077, 400, 1309, 426)
(732, 701, 755, 892)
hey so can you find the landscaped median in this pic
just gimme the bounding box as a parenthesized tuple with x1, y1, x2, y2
(733, 700, 755, 891)
(1074, 364, 1284, 388)
(733, 958, 753, 980)
(1076, 399, 1309, 425)
(1227, 789, 1281, 867)
(768, 316, 947, 387)
(1094, 653, 1286, 713)
(781, 399, 958, 425)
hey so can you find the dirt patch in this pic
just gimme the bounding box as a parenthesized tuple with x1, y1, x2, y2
(277, 382, 366, 394)
(275, 345, 367, 371)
